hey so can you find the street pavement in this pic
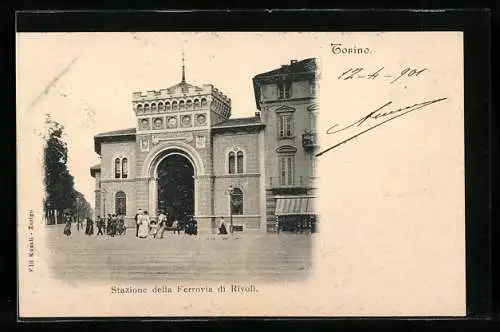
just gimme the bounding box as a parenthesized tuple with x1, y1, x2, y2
(46, 225, 314, 283)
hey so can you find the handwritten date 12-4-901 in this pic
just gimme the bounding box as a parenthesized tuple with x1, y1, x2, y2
(337, 67, 427, 84)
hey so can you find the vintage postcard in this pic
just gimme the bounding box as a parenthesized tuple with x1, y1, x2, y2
(17, 31, 465, 317)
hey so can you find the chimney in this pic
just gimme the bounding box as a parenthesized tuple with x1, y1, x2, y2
(290, 59, 297, 65)
(255, 111, 260, 119)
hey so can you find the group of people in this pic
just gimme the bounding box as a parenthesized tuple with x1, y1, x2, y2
(95, 214, 126, 236)
(134, 209, 198, 239)
(62, 211, 126, 237)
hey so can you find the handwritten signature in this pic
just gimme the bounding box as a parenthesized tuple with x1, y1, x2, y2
(316, 97, 447, 157)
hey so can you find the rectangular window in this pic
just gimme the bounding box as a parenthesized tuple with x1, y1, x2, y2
(278, 82, 292, 100)
(310, 112, 316, 132)
(278, 113, 293, 138)
(279, 156, 295, 186)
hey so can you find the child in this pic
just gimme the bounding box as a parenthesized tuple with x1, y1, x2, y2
(149, 219, 158, 237)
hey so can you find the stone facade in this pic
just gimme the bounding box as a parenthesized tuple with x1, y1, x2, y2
(91, 58, 317, 233)
(252, 58, 318, 231)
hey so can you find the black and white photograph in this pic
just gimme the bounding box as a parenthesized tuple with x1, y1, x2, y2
(17, 31, 466, 317)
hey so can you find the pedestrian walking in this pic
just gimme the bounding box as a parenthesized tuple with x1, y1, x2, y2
(85, 217, 94, 236)
(218, 216, 228, 235)
(109, 214, 118, 237)
(117, 214, 126, 235)
(63, 211, 72, 236)
(96, 215, 104, 235)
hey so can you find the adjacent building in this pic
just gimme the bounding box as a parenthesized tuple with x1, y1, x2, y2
(252, 58, 318, 232)
(90, 58, 318, 233)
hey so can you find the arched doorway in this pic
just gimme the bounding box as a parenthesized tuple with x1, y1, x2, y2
(156, 153, 195, 225)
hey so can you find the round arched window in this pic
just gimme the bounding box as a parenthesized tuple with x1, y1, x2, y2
(115, 191, 127, 216)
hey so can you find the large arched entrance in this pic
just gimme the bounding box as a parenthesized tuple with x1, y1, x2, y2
(156, 153, 195, 224)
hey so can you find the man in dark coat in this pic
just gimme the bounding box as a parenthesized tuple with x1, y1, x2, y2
(135, 209, 142, 237)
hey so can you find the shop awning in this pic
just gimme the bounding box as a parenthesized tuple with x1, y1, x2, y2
(275, 197, 315, 216)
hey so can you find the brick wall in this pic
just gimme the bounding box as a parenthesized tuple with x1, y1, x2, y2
(212, 131, 261, 175)
(100, 140, 137, 180)
(99, 179, 137, 223)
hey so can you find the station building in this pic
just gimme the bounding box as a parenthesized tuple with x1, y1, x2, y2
(90, 58, 318, 233)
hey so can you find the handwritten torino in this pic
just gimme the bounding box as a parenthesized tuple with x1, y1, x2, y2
(316, 97, 448, 157)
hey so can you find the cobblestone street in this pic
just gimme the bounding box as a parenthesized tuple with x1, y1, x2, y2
(46, 225, 314, 283)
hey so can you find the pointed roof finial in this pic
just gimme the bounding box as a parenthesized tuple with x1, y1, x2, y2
(181, 50, 186, 83)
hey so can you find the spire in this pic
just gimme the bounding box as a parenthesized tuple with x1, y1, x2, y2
(181, 50, 186, 83)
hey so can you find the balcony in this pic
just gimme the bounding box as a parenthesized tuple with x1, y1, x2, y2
(268, 176, 309, 195)
(302, 131, 317, 151)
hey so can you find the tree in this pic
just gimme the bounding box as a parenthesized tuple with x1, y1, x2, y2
(42, 114, 92, 224)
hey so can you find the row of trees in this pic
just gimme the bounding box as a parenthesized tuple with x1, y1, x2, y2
(43, 114, 92, 224)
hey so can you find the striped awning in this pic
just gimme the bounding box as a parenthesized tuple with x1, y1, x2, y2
(275, 197, 315, 216)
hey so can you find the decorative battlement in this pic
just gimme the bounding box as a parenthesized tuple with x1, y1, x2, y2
(132, 84, 231, 104)
(132, 82, 232, 121)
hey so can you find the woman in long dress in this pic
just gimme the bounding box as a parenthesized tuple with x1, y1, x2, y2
(85, 217, 94, 235)
(137, 211, 150, 239)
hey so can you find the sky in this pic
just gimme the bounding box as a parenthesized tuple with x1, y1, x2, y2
(16, 32, 326, 206)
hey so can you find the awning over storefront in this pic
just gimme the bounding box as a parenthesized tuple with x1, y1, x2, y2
(275, 197, 315, 216)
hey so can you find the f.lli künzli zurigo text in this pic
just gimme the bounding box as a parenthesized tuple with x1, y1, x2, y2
(110, 284, 258, 294)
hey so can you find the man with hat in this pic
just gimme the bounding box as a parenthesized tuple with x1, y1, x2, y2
(135, 209, 143, 237)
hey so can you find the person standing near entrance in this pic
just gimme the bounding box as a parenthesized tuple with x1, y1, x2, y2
(156, 211, 167, 239)
(135, 208, 142, 237)
(137, 210, 150, 239)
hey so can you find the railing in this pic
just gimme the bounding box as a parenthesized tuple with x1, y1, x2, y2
(269, 176, 305, 188)
(302, 131, 317, 151)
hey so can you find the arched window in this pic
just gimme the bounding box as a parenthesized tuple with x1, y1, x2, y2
(137, 104, 143, 113)
(158, 102, 164, 111)
(115, 191, 126, 216)
(236, 151, 244, 174)
(230, 188, 243, 215)
(228, 152, 235, 174)
(193, 99, 200, 109)
(228, 149, 244, 174)
(151, 103, 157, 112)
(172, 101, 178, 110)
(186, 100, 193, 109)
(179, 100, 185, 109)
(144, 104, 150, 112)
(165, 102, 171, 110)
(122, 158, 128, 178)
(114, 158, 121, 178)
(201, 98, 207, 107)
